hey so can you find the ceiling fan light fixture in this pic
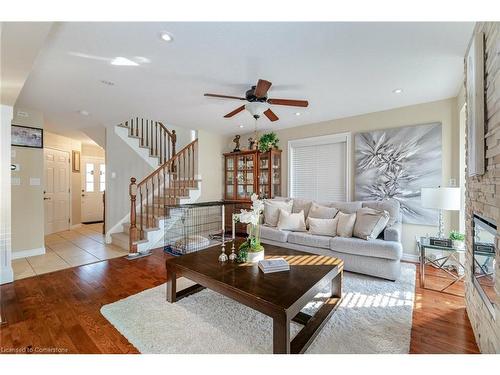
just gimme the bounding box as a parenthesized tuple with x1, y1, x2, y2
(245, 102, 268, 118)
(239, 125, 244, 128)
(392, 88, 403, 94)
(295, 112, 301, 116)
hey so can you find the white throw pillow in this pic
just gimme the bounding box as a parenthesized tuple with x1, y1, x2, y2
(336, 212, 357, 237)
(263, 199, 293, 227)
(353, 207, 390, 240)
(307, 202, 338, 221)
(308, 217, 339, 237)
(277, 209, 307, 232)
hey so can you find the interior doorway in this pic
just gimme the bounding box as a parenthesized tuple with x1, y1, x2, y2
(81, 156, 105, 223)
(43, 148, 71, 235)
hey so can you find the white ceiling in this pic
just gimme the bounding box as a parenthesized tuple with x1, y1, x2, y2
(16, 22, 474, 139)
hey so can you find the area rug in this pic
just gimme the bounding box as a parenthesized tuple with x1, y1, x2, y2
(101, 263, 416, 354)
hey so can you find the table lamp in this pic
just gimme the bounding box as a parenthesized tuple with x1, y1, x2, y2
(421, 187, 461, 238)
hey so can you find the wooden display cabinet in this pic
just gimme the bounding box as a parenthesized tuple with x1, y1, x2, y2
(223, 149, 282, 234)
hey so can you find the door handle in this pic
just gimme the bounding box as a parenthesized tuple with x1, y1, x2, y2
(44, 197, 51, 200)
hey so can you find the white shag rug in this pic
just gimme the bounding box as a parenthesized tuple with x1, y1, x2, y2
(101, 263, 416, 354)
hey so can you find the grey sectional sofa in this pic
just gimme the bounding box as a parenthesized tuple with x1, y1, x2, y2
(257, 198, 403, 280)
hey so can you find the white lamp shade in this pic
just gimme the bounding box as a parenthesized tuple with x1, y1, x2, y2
(421, 187, 461, 211)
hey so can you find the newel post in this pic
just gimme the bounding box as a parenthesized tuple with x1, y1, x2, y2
(129, 177, 138, 255)
(171, 130, 177, 156)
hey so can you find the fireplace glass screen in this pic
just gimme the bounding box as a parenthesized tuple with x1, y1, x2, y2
(472, 214, 496, 314)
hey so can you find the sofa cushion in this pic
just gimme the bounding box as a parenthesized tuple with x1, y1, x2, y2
(263, 199, 293, 227)
(330, 236, 402, 260)
(329, 201, 362, 214)
(277, 209, 307, 231)
(258, 225, 290, 243)
(308, 202, 338, 220)
(362, 199, 400, 226)
(336, 212, 357, 237)
(288, 232, 331, 249)
(353, 207, 390, 240)
(308, 217, 339, 237)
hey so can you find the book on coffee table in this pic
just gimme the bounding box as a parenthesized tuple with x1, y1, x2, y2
(258, 258, 290, 273)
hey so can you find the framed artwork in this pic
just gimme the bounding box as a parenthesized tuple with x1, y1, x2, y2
(466, 31, 485, 177)
(11, 124, 43, 148)
(72, 150, 81, 172)
(355, 122, 442, 225)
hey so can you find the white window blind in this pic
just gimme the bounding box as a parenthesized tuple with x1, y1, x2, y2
(289, 135, 348, 202)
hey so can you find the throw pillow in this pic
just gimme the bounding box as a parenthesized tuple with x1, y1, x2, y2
(292, 198, 313, 219)
(277, 209, 307, 232)
(308, 217, 339, 237)
(353, 207, 390, 240)
(307, 202, 338, 222)
(336, 212, 357, 237)
(263, 199, 293, 227)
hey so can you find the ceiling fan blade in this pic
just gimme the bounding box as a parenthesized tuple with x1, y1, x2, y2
(204, 93, 246, 100)
(224, 105, 246, 118)
(267, 98, 309, 107)
(254, 79, 272, 98)
(263, 108, 279, 122)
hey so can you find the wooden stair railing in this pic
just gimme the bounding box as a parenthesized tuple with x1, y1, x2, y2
(119, 118, 177, 164)
(128, 138, 199, 254)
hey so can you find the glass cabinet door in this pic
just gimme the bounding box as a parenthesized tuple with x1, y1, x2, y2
(225, 156, 235, 199)
(258, 152, 270, 199)
(236, 154, 255, 200)
(272, 151, 281, 197)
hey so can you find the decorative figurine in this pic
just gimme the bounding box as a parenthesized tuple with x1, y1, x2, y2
(232, 134, 241, 152)
(248, 137, 256, 150)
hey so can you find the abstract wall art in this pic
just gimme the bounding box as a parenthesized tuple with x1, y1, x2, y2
(355, 122, 442, 225)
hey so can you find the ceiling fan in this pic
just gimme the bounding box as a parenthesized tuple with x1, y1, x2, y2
(204, 79, 309, 122)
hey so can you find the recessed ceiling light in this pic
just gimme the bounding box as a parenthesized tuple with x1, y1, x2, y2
(79, 110, 90, 116)
(100, 79, 115, 86)
(392, 88, 403, 94)
(295, 112, 301, 116)
(239, 125, 244, 128)
(160, 32, 173, 42)
(110, 57, 139, 66)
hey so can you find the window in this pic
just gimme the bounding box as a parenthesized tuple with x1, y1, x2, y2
(288, 133, 350, 202)
(99, 164, 106, 192)
(85, 163, 94, 192)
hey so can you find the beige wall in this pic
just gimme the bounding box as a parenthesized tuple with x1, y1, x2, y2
(11, 107, 45, 254)
(82, 143, 105, 158)
(227, 98, 461, 257)
(197, 129, 224, 202)
(44, 131, 83, 226)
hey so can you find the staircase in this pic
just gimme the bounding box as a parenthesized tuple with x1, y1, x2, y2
(109, 118, 200, 256)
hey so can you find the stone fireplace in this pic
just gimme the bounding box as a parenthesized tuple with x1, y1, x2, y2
(464, 22, 500, 353)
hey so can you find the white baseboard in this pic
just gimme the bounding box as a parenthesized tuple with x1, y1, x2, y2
(12, 246, 46, 259)
(402, 253, 420, 263)
(0, 265, 13, 284)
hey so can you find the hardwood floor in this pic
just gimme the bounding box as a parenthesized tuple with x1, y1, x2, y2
(0, 248, 479, 354)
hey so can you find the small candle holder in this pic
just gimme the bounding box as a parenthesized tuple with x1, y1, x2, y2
(218, 243, 228, 262)
(228, 240, 237, 261)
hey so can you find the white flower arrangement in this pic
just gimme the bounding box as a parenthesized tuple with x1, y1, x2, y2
(234, 193, 264, 253)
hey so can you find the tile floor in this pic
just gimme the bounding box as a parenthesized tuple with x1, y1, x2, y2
(12, 223, 128, 280)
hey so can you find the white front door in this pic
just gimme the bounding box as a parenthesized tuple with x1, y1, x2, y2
(81, 156, 105, 223)
(44, 148, 70, 234)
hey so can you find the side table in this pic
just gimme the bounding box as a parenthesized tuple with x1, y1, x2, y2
(417, 237, 466, 292)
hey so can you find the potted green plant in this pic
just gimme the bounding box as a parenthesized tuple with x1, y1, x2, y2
(258, 132, 279, 152)
(449, 230, 465, 250)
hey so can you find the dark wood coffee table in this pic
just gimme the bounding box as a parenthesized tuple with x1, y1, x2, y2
(165, 242, 343, 354)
